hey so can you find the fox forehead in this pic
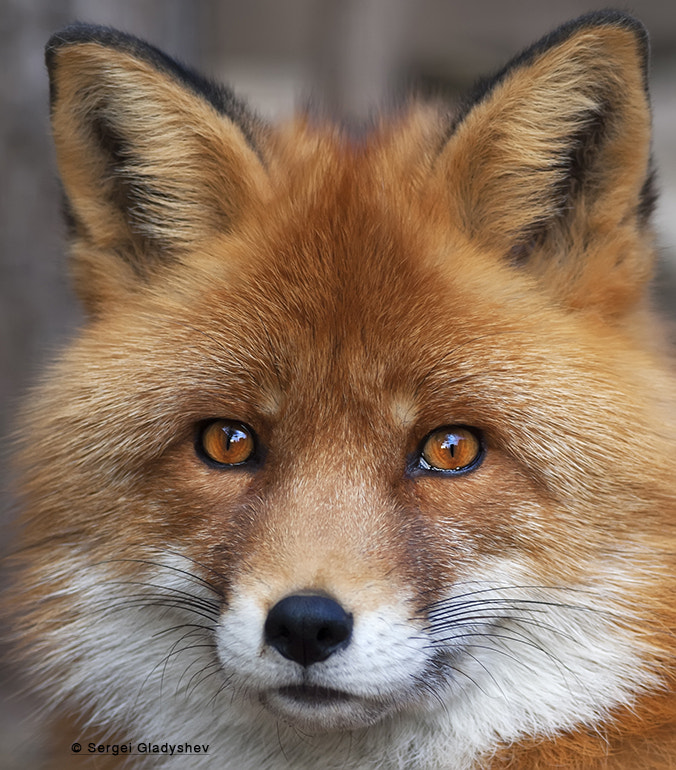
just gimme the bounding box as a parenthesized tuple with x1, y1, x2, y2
(135, 121, 528, 404)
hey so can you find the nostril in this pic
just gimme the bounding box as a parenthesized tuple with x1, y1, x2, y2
(264, 594, 353, 667)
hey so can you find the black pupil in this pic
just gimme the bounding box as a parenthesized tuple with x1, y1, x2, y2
(441, 434, 459, 457)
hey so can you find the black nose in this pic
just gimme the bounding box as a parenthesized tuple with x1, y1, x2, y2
(264, 594, 353, 667)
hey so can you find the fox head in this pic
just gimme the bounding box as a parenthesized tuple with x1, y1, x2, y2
(9, 12, 676, 769)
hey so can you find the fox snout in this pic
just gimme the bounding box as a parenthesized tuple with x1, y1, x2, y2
(264, 594, 354, 667)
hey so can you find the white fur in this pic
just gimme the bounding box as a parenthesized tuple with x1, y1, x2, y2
(36, 550, 658, 769)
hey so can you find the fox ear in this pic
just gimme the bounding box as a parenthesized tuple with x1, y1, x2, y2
(46, 24, 268, 312)
(435, 12, 655, 313)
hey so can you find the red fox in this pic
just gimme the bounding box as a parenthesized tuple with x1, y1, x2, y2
(6, 10, 676, 769)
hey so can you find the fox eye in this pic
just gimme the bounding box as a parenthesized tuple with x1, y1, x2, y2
(418, 426, 483, 474)
(199, 420, 256, 466)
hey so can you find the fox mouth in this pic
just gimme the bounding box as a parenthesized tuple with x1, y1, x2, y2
(276, 684, 353, 704)
(261, 684, 392, 731)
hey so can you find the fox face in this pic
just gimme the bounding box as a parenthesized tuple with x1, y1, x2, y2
(7, 11, 676, 770)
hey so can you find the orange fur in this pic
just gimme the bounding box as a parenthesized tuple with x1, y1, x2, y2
(5, 12, 676, 769)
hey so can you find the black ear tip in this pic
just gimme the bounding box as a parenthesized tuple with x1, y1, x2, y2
(46, 23, 159, 70)
(45, 24, 142, 93)
(46, 22, 141, 50)
(45, 24, 107, 108)
(450, 10, 650, 135)
(511, 10, 650, 89)
(44, 22, 263, 148)
(578, 9, 648, 39)
(539, 11, 650, 94)
(561, 10, 650, 86)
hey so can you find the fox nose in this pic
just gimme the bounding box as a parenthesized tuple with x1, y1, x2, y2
(264, 594, 353, 667)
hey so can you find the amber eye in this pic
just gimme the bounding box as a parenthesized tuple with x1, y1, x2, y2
(419, 426, 482, 473)
(199, 420, 256, 466)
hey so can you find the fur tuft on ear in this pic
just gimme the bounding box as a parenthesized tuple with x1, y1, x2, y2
(46, 24, 269, 311)
(433, 12, 655, 314)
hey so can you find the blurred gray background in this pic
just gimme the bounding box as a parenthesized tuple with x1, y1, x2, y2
(1, 0, 675, 767)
